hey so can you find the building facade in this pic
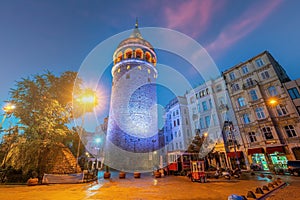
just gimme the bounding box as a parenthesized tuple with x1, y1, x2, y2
(163, 96, 192, 164)
(223, 51, 300, 172)
(283, 78, 300, 160)
(185, 76, 247, 169)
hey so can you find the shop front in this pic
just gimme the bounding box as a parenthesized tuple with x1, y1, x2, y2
(226, 151, 246, 169)
(248, 148, 269, 171)
(266, 146, 288, 173)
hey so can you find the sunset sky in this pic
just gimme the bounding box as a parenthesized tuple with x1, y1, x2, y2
(1, 0, 300, 130)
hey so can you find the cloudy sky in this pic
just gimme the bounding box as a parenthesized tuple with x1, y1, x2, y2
(1, 0, 300, 129)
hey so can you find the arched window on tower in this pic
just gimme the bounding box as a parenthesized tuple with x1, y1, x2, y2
(145, 52, 151, 63)
(135, 49, 143, 59)
(124, 48, 133, 59)
(116, 52, 123, 63)
(152, 57, 156, 66)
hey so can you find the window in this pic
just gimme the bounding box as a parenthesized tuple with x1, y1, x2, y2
(249, 90, 258, 101)
(173, 120, 176, 127)
(179, 142, 182, 149)
(202, 101, 208, 111)
(248, 132, 257, 143)
(284, 125, 297, 137)
(243, 113, 251, 124)
(166, 136, 168, 142)
(197, 103, 201, 112)
(229, 72, 236, 80)
(261, 71, 270, 80)
(237, 97, 246, 107)
(177, 119, 180, 126)
(178, 130, 181, 137)
(288, 88, 300, 99)
(232, 83, 240, 92)
(218, 97, 225, 105)
(255, 107, 266, 119)
(171, 133, 173, 140)
(215, 84, 222, 92)
(187, 129, 190, 137)
(200, 118, 205, 129)
(246, 78, 254, 86)
(209, 99, 213, 109)
(261, 127, 273, 140)
(268, 86, 278, 96)
(242, 65, 249, 74)
(176, 110, 179, 115)
(276, 104, 288, 116)
(205, 116, 211, 127)
(185, 118, 188, 125)
(175, 131, 177, 137)
(173, 112, 175, 116)
(255, 58, 264, 67)
(184, 109, 187, 114)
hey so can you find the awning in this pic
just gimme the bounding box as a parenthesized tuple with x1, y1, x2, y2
(248, 148, 264, 155)
(227, 151, 242, 158)
(266, 146, 285, 154)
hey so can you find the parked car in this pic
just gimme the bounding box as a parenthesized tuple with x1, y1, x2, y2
(287, 160, 300, 176)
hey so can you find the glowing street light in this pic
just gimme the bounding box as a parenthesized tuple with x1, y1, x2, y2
(268, 98, 279, 107)
(1, 103, 15, 129)
(74, 89, 98, 172)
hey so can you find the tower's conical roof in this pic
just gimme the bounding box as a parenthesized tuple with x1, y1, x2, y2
(117, 20, 153, 49)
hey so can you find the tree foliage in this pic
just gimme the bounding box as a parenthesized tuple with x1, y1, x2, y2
(9, 71, 81, 142)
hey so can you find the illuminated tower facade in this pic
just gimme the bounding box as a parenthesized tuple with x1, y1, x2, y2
(105, 23, 159, 172)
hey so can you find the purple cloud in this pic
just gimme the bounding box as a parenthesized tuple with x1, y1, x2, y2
(206, 0, 283, 55)
(164, 0, 222, 38)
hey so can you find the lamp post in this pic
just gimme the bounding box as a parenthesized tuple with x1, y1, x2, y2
(0, 103, 15, 130)
(74, 90, 97, 172)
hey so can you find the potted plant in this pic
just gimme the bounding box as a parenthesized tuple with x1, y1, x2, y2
(104, 165, 111, 179)
(133, 171, 141, 178)
(154, 170, 161, 178)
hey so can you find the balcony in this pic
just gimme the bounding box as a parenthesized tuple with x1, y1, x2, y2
(243, 80, 258, 89)
(218, 103, 229, 111)
(286, 136, 300, 144)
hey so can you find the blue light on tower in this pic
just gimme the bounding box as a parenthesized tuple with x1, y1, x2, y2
(105, 22, 160, 172)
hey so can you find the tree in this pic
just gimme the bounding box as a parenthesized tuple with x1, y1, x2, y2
(3, 71, 84, 176)
(10, 71, 81, 142)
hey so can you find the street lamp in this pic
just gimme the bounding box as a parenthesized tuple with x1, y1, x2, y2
(1, 103, 15, 130)
(74, 90, 97, 172)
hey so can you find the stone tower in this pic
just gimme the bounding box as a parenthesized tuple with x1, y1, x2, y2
(105, 22, 160, 172)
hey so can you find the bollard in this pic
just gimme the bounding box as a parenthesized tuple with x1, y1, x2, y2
(272, 181, 278, 186)
(268, 183, 274, 188)
(255, 187, 264, 194)
(267, 175, 272, 179)
(246, 191, 256, 199)
(262, 185, 270, 191)
(259, 174, 265, 178)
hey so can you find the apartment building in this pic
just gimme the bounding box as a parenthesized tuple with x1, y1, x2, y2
(283, 78, 300, 160)
(223, 51, 300, 172)
(185, 76, 247, 169)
